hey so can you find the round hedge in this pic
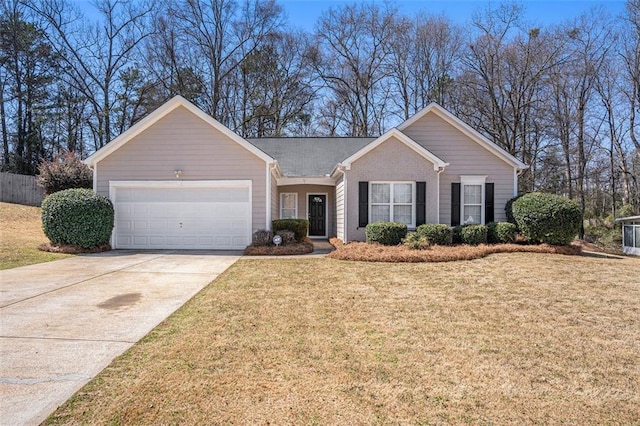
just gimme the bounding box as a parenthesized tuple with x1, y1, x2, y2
(416, 223, 453, 245)
(366, 222, 407, 245)
(42, 188, 114, 249)
(512, 192, 581, 245)
(460, 224, 488, 245)
(505, 194, 523, 227)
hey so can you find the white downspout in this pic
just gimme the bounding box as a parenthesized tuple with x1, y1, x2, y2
(436, 166, 445, 224)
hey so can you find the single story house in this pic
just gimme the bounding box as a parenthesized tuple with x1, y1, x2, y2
(615, 215, 640, 256)
(84, 96, 527, 250)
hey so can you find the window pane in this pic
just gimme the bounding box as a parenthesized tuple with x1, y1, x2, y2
(464, 185, 482, 204)
(635, 226, 640, 248)
(281, 193, 296, 209)
(371, 184, 390, 203)
(463, 206, 481, 224)
(393, 205, 412, 225)
(393, 183, 413, 203)
(623, 226, 633, 247)
(281, 209, 296, 219)
(371, 205, 390, 222)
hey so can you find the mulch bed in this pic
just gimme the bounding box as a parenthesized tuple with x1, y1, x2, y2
(243, 239, 315, 256)
(38, 243, 111, 254)
(327, 238, 582, 263)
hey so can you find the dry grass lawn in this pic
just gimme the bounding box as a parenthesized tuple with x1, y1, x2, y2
(0, 202, 70, 269)
(48, 253, 639, 425)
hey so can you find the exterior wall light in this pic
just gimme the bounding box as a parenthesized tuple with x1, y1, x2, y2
(175, 170, 183, 178)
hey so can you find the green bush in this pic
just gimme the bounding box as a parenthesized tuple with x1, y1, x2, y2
(403, 232, 430, 250)
(452, 225, 464, 244)
(512, 192, 582, 245)
(272, 219, 309, 242)
(505, 194, 524, 227)
(365, 222, 407, 246)
(487, 222, 518, 244)
(41, 188, 114, 249)
(460, 224, 488, 245)
(37, 152, 93, 195)
(416, 223, 453, 246)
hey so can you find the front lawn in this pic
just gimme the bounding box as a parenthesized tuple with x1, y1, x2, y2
(48, 254, 639, 424)
(0, 202, 71, 270)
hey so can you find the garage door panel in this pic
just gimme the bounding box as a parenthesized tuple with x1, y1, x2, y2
(112, 183, 251, 250)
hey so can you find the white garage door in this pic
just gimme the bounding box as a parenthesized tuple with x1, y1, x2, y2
(111, 181, 251, 250)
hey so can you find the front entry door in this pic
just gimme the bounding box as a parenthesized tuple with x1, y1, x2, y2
(308, 194, 326, 237)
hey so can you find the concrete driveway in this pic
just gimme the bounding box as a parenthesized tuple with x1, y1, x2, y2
(0, 250, 240, 425)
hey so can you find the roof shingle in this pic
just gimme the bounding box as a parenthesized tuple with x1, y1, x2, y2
(248, 137, 374, 177)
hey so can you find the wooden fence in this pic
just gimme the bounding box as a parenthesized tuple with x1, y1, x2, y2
(0, 172, 45, 206)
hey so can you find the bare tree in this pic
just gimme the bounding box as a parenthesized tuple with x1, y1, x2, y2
(170, 0, 283, 124)
(309, 2, 397, 136)
(230, 31, 315, 137)
(27, 0, 154, 150)
(621, 0, 640, 152)
(388, 14, 463, 120)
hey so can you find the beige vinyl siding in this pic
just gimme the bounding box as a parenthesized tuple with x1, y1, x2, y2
(402, 112, 516, 225)
(277, 184, 336, 237)
(270, 169, 278, 229)
(336, 175, 345, 241)
(345, 136, 439, 242)
(96, 105, 268, 232)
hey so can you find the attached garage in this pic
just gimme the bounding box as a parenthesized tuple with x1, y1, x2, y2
(110, 181, 252, 250)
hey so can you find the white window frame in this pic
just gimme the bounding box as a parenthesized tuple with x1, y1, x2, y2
(460, 175, 487, 225)
(369, 181, 416, 228)
(280, 192, 298, 219)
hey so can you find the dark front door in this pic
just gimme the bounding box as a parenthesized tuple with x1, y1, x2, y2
(308, 194, 326, 237)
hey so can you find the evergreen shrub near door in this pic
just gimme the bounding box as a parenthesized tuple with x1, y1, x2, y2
(487, 222, 518, 244)
(512, 192, 582, 245)
(41, 188, 114, 249)
(272, 219, 309, 242)
(416, 223, 453, 246)
(366, 222, 407, 246)
(460, 224, 488, 245)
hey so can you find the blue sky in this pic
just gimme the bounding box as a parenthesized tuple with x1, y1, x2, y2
(281, 0, 626, 30)
(72, 0, 627, 28)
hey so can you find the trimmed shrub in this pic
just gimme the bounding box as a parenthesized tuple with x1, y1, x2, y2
(488, 221, 517, 244)
(460, 224, 488, 245)
(403, 232, 430, 250)
(275, 229, 296, 245)
(416, 223, 453, 246)
(512, 192, 582, 245)
(253, 229, 272, 246)
(505, 194, 524, 227)
(272, 219, 309, 242)
(452, 225, 464, 244)
(365, 222, 407, 246)
(38, 152, 93, 195)
(41, 188, 114, 249)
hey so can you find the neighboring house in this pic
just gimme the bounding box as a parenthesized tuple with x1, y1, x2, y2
(84, 96, 527, 250)
(615, 216, 640, 256)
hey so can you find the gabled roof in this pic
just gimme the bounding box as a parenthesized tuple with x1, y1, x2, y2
(398, 103, 528, 170)
(249, 137, 374, 177)
(340, 129, 449, 171)
(84, 96, 274, 166)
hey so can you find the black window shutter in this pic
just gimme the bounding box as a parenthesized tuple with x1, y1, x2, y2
(358, 181, 369, 227)
(416, 181, 426, 226)
(451, 183, 461, 226)
(485, 183, 494, 224)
